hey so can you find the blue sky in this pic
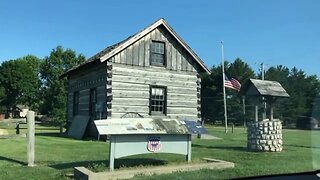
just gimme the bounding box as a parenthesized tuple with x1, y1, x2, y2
(1, 0, 319, 77)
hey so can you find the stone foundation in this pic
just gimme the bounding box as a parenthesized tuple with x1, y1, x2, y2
(247, 120, 283, 152)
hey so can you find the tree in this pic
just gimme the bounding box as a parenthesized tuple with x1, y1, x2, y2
(265, 65, 290, 85)
(264, 66, 320, 126)
(201, 58, 255, 124)
(226, 58, 255, 124)
(40, 46, 85, 124)
(264, 65, 291, 124)
(201, 65, 223, 123)
(0, 86, 5, 113)
(0, 86, 4, 102)
(228, 58, 255, 83)
(0, 55, 41, 115)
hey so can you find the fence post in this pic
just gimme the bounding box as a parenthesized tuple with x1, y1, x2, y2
(231, 123, 234, 133)
(27, 111, 35, 167)
(16, 123, 20, 134)
(59, 124, 63, 134)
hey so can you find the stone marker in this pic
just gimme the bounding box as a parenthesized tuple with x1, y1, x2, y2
(27, 111, 35, 167)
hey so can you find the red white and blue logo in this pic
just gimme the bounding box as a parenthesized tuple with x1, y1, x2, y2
(147, 136, 161, 152)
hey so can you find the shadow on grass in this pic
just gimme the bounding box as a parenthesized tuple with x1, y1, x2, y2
(50, 158, 167, 170)
(192, 144, 248, 152)
(35, 132, 68, 138)
(35, 132, 106, 142)
(285, 144, 320, 149)
(50, 160, 106, 170)
(0, 156, 27, 166)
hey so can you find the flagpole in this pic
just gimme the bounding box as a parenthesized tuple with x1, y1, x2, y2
(221, 41, 228, 133)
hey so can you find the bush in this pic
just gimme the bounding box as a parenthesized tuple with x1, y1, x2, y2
(0, 106, 6, 113)
(296, 116, 318, 129)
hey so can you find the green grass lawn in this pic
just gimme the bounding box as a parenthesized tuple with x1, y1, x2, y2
(0, 122, 319, 180)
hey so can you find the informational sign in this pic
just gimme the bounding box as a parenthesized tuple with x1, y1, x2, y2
(183, 120, 208, 134)
(147, 136, 161, 152)
(94, 118, 190, 135)
(97, 118, 193, 171)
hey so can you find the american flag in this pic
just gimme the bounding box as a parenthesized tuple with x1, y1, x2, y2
(224, 74, 241, 92)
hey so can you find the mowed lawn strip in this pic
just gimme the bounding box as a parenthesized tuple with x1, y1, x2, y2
(134, 126, 320, 179)
(0, 124, 319, 180)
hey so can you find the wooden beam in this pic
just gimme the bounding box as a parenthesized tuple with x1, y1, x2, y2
(112, 65, 197, 79)
(112, 75, 196, 88)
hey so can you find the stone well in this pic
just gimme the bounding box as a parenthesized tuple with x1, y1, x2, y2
(247, 119, 283, 152)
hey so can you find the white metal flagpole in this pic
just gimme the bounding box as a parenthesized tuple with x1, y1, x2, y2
(221, 41, 228, 133)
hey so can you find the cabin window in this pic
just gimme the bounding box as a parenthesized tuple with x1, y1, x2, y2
(89, 88, 97, 118)
(150, 86, 166, 115)
(73, 91, 79, 116)
(150, 41, 165, 66)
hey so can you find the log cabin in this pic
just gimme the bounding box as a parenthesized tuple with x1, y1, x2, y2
(61, 18, 210, 138)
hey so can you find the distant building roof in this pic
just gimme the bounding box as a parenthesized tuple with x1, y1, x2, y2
(16, 105, 29, 111)
(241, 79, 290, 98)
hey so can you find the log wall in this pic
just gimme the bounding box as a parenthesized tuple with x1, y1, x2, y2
(110, 63, 201, 121)
(67, 62, 107, 125)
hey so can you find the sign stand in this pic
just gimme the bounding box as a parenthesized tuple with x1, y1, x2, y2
(94, 118, 193, 171)
(108, 134, 191, 171)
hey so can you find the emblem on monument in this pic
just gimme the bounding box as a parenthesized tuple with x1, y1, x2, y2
(147, 136, 161, 152)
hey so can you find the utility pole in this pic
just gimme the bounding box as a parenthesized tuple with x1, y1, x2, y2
(261, 63, 265, 81)
(261, 63, 267, 120)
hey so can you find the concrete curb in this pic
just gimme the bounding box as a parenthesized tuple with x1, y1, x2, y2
(74, 158, 234, 180)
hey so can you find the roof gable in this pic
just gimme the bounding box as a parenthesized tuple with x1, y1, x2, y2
(99, 18, 209, 73)
(62, 18, 209, 77)
(241, 78, 290, 97)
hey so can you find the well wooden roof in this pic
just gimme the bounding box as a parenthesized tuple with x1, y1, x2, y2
(62, 18, 210, 77)
(241, 79, 290, 97)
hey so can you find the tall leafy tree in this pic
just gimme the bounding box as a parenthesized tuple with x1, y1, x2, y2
(287, 68, 320, 119)
(264, 66, 320, 126)
(0, 55, 41, 115)
(201, 57, 320, 127)
(201, 64, 224, 123)
(226, 58, 255, 124)
(312, 94, 320, 120)
(265, 65, 290, 85)
(0, 86, 4, 102)
(0, 86, 6, 113)
(228, 58, 255, 83)
(201, 58, 255, 124)
(264, 65, 291, 123)
(40, 46, 85, 124)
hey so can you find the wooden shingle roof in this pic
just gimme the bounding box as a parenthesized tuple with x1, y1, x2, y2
(241, 79, 290, 97)
(60, 36, 130, 77)
(62, 18, 210, 77)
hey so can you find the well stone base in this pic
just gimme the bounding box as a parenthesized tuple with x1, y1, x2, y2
(247, 120, 283, 152)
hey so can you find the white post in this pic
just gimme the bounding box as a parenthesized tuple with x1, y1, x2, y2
(270, 106, 274, 121)
(27, 111, 35, 167)
(109, 135, 115, 171)
(255, 105, 259, 122)
(221, 41, 228, 133)
(186, 134, 192, 162)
